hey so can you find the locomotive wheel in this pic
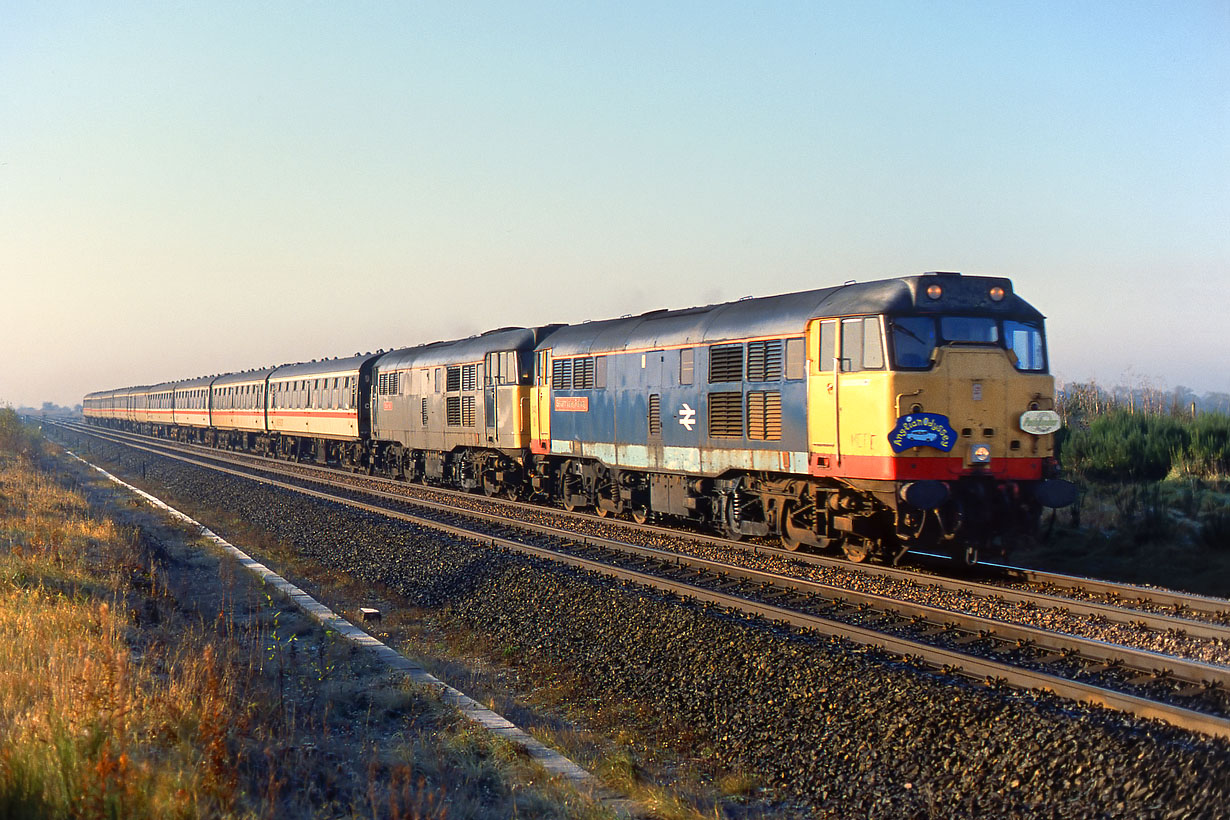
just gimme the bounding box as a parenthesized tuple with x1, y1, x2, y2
(779, 503, 808, 552)
(560, 460, 586, 512)
(631, 505, 650, 525)
(841, 538, 870, 563)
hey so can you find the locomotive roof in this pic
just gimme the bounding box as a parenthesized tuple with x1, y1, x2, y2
(542, 273, 1044, 356)
(374, 326, 556, 371)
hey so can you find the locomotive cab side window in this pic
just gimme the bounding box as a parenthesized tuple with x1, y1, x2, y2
(818, 321, 836, 371)
(839, 317, 884, 372)
(536, 351, 549, 386)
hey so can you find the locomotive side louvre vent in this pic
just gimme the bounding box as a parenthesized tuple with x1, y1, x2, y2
(461, 364, 477, 392)
(708, 392, 744, 438)
(573, 358, 595, 389)
(377, 371, 401, 396)
(461, 394, 476, 426)
(421, 397, 428, 426)
(709, 344, 744, 383)
(648, 393, 662, 436)
(747, 391, 782, 440)
(446, 396, 461, 426)
(552, 358, 572, 390)
(446, 367, 461, 392)
(746, 340, 783, 382)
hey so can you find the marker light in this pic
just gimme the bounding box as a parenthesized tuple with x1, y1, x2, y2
(989, 286, 1005, 302)
(970, 444, 992, 464)
(926, 284, 943, 300)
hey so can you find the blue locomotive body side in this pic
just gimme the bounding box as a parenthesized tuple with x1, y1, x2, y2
(546, 342, 810, 477)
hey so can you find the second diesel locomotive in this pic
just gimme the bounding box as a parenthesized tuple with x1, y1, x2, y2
(84, 272, 1076, 564)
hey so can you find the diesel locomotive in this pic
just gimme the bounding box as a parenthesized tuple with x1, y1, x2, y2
(84, 272, 1076, 564)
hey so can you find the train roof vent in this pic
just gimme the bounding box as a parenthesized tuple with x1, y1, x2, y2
(924, 271, 962, 276)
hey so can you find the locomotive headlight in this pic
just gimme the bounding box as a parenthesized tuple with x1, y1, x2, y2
(970, 443, 992, 464)
(989, 286, 1005, 302)
(926, 284, 943, 300)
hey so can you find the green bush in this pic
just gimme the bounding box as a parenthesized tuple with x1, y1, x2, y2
(1184, 412, 1230, 476)
(0, 409, 45, 460)
(1062, 411, 1190, 482)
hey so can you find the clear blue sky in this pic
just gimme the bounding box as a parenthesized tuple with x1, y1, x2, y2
(2, 1, 1227, 407)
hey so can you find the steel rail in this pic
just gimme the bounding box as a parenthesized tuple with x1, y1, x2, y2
(55, 423, 1230, 740)
(60, 421, 1230, 642)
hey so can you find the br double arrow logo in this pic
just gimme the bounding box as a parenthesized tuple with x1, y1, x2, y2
(678, 403, 696, 431)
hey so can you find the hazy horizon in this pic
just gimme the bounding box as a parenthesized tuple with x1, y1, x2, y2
(3, 2, 1227, 407)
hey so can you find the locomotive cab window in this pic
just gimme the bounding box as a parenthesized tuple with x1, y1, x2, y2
(536, 351, 549, 386)
(890, 316, 937, 369)
(839, 317, 884, 372)
(888, 315, 1047, 372)
(818, 321, 836, 372)
(485, 351, 523, 385)
(1004, 320, 1046, 371)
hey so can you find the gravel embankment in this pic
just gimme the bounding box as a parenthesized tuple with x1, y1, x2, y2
(263, 459, 1230, 666)
(65, 433, 1230, 818)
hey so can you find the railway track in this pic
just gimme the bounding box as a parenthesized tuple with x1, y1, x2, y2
(53, 421, 1230, 739)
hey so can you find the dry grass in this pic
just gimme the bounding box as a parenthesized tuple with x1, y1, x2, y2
(57, 447, 753, 819)
(0, 456, 249, 818)
(6, 423, 624, 820)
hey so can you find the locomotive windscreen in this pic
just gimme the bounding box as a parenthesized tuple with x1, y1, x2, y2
(889, 315, 1046, 372)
